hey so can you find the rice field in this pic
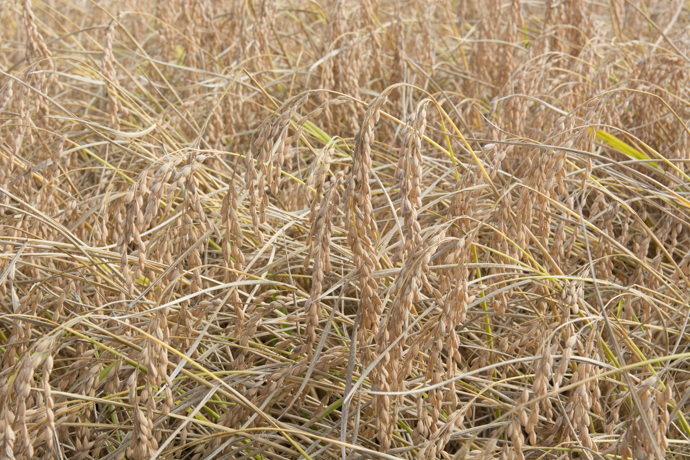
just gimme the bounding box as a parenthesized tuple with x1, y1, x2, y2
(2, 0, 690, 459)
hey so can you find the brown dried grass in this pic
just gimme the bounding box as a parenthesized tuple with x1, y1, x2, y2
(2, 0, 690, 459)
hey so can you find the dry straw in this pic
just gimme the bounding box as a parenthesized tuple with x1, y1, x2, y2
(1, 0, 690, 459)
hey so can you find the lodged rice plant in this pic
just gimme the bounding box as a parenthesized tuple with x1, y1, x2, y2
(2, 0, 690, 459)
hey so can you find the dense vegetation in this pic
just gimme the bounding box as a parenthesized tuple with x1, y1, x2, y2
(2, 0, 690, 459)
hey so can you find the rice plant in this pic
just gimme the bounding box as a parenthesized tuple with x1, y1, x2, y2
(1, 0, 690, 459)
